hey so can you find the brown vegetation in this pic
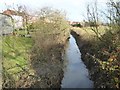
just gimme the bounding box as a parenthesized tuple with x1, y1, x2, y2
(71, 1, 120, 88)
(29, 7, 70, 88)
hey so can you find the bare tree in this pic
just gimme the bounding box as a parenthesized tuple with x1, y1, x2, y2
(107, 0, 120, 31)
(86, 2, 103, 41)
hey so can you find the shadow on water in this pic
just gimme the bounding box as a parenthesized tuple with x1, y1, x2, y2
(61, 35, 93, 88)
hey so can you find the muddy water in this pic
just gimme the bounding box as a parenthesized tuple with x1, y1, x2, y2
(61, 35, 93, 88)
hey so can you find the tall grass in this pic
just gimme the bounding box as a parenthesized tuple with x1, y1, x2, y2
(29, 8, 70, 88)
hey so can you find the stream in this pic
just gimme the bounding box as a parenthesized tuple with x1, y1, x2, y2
(61, 35, 93, 88)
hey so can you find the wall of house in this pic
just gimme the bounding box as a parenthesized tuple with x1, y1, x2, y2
(0, 14, 13, 35)
(12, 15, 23, 29)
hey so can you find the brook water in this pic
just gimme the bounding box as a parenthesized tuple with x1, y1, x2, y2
(61, 35, 93, 88)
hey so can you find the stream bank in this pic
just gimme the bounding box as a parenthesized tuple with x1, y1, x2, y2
(30, 33, 70, 88)
(70, 30, 101, 88)
(71, 30, 120, 88)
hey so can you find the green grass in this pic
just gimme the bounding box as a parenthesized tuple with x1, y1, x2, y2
(15, 29, 27, 35)
(3, 34, 33, 80)
(71, 26, 108, 40)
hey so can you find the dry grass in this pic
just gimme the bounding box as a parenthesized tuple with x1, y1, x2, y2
(29, 13, 70, 87)
(71, 26, 108, 40)
(71, 25, 120, 88)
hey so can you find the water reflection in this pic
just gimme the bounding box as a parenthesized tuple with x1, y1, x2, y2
(61, 35, 93, 88)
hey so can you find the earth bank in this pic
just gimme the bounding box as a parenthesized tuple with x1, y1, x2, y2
(71, 30, 120, 88)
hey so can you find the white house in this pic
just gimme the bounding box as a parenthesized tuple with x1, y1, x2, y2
(12, 15, 23, 29)
(0, 14, 13, 35)
(3, 9, 23, 29)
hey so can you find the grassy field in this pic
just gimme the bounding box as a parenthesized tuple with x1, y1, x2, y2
(2, 33, 34, 87)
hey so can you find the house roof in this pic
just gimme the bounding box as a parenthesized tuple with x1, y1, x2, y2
(3, 9, 26, 16)
(3, 9, 17, 16)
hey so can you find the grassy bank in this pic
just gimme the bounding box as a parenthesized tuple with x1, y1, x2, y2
(30, 22, 70, 88)
(2, 34, 36, 88)
(27, 8, 70, 88)
(3, 28, 69, 88)
(30, 30, 69, 87)
(71, 26, 120, 88)
(2, 8, 70, 88)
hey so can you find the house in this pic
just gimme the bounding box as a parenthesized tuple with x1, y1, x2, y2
(3, 9, 23, 29)
(67, 21, 83, 27)
(0, 13, 13, 35)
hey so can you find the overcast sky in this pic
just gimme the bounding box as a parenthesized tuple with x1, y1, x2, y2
(0, 0, 116, 21)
